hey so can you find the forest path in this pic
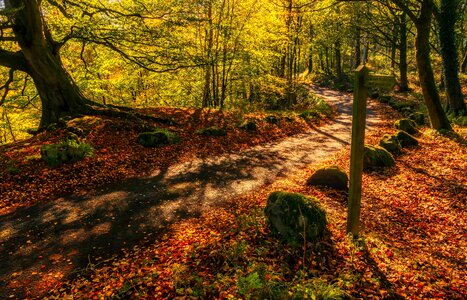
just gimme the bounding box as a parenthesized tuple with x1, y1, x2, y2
(0, 86, 383, 297)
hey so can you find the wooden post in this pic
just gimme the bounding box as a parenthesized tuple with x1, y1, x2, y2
(347, 65, 369, 236)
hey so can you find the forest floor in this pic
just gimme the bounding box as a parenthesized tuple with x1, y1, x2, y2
(1, 87, 466, 299)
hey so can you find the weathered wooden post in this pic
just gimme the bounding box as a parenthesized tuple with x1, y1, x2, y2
(346, 67, 396, 235)
(347, 65, 369, 235)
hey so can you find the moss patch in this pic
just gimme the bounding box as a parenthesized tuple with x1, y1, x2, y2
(395, 130, 419, 147)
(41, 139, 93, 167)
(379, 134, 402, 155)
(238, 120, 258, 132)
(363, 145, 395, 170)
(264, 191, 327, 247)
(196, 126, 227, 137)
(137, 129, 180, 147)
(306, 166, 348, 190)
(395, 119, 418, 135)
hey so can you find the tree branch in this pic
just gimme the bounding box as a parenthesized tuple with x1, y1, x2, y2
(0, 50, 27, 72)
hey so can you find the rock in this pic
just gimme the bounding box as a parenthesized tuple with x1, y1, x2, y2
(363, 145, 396, 170)
(239, 120, 257, 132)
(299, 110, 320, 120)
(264, 192, 327, 247)
(66, 126, 84, 137)
(265, 115, 280, 124)
(378, 95, 392, 103)
(137, 130, 179, 147)
(379, 134, 402, 155)
(395, 130, 419, 147)
(306, 166, 348, 190)
(41, 139, 93, 167)
(408, 112, 426, 126)
(395, 119, 418, 134)
(196, 126, 227, 136)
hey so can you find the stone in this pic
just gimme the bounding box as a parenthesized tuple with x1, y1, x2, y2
(264, 115, 280, 124)
(408, 112, 426, 126)
(395, 130, 419, 147)
(196, 126, 227, 136)
(363, 145, 396, 170)
(137, 130, 179, 147)
(264, 192, 327, 247)
(395, 119, 418, 134)
(379, 134, 402, 155)
(239, 120, 257, 132)
(306, 166, 348, 190)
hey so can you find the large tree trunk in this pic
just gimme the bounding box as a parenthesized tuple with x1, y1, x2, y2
(439, 0, 466, 116)
(6, 0, 92, 128)
(415, 0, 451, 130)
(399, 12, 409, 91)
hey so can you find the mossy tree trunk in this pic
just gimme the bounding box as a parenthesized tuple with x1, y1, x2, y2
(438, 0, 466, 116)
(3, 0, 94, 128)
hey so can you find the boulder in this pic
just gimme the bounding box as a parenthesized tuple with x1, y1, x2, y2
(239, 120, 257, 132)
(379, 134, 402, 155)
(264, 192, 327, 247)
(395, 130, 419, 147)
(137, 130, 179, 147)
(41, 139, 93, 167)
(264, 115, 280, 124)
(395, 118, 418, 134)
(306, 166, 348, 190)
(408, 112, 426, 126)
(363, 145, 395, 170)
(196, 126, 227, 136)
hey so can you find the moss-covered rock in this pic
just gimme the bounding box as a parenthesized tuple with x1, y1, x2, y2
(395, 130, 419, 147)
(41, 139, 93, 167)
(306, 166, 348, 190)
(379, 134, 402, 155)
(137, 129, 179, 147)
(264, 191, 327, 247)
(238, 120, 257, 132)
(299, 110, 320, 120)
(264, 115, 280, 124)
(363, 145, 396, 170)
(395, 118, 418, 134)
(408, 112, 426, 126)
(196, 126, 227, 136)
(378, 95, 392, 104)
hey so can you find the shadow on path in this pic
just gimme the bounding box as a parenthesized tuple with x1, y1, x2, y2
(0, 86, 382, 297)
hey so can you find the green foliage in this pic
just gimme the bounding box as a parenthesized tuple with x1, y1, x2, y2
(41, 139, 93, 167)
(237, 264, 286, 299)
(137, 128, 179, 147)
(196, 126, 227, 137)
(290, 279, 346, 300)
(264, 191, 327, 247)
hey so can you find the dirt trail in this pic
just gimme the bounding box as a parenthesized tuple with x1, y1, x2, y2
(0, 86, 383, 297)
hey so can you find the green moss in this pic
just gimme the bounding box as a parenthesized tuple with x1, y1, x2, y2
(299, 110, 320, 120)
(395, 130, 419, 147)
(395, 119, 418, 134)
(363, 145, 395, 170)
(378, 95, 392, 104)
(196, 126, 227, 136)
(306, 166, 348, 190)
(264, 191, 327, 247)
(379, 134, 402, 155)
(41, 139, 93, 167)
(137, 129, 180, 147)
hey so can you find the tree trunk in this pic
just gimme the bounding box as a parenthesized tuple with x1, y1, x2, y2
(439, 0, 466, 115)
(6, 0, 92, 128)
(354, 27, 361, 69)
(415, 0, 451, 130)
(399, 12, 409, 91)
(335, 41, 343, 81)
